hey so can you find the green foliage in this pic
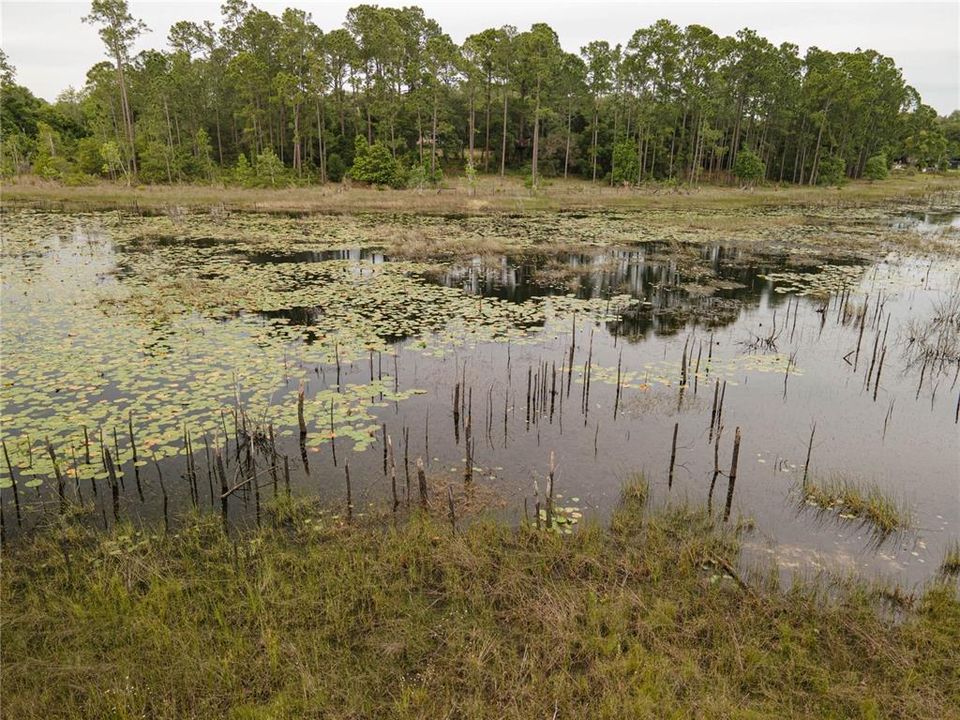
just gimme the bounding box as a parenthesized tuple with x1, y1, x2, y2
(864, 153, 889, 181)
(195, 128, 215, 182)
(75, 136, 106, 176)
(350, 136, 406, 189)
(733, 148, 766, 185)
(817, 156, 846, 186)
(255, 148, 287, 187)
(0, 4, 947, 186)
(406, 162, 442, 191)
(611, 141, 639, 186)
(232, 153, 255, 186)
(326, 153, 346, 183)
(99, 140, 127, 182)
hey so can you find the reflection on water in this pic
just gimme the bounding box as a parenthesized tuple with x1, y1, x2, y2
(891, 211, 960, 234)
(3, 215, 959, 589)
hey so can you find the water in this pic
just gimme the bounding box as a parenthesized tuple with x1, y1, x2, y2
(2, 211, 958, 586)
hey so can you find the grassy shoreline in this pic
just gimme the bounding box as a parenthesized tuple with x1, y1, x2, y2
(3, 173, 959, 216)
(2, 487, 958, 719)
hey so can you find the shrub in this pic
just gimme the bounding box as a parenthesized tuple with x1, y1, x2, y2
(350, 136, 406, 188)
(254, 148, 286, 187)
(817, 155, 846, 186)
(864, 153, 889, 181)
(75, 137, 105, 176)
(406, 162, 442, 191)
(231, 153, 254, 186)
(326, 153, 346, 183)
(733, 148, 766, 186)
(611, 140, 639, 186)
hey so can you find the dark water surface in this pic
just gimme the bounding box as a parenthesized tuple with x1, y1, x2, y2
(2, 214, 958, 587)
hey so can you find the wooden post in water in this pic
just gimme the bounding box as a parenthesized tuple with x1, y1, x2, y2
(723, 427, 742, 522)
(46, 438, 65, 513)
(128, 411, 141, 492)
(454, 378, 461, 442)
(215, 448, 228, 529)
(104, 447, 120, 522)
(802, 423, 816, 490)
(2, 439, 21, 527)
(708, 425, 723, 514)
(344, 462, 353, 522)
(668, 422, 679, 490)
(545, 451, 556, 530)
(156, 460, 169, 534)
(388, 435, 398, 512)
(297, 381, 307, 437)
(417, 457, 428, 508)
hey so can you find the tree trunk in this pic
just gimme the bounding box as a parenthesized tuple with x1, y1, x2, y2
(114, 50, 137, 177)
(500, 87, 508, 177)
(484, 74, 492, 172)
(468, 92, 475, 161)
(591, 104, 599, 182)
(431, 91, 438, 175)
(293, 104, 302, 176)
(316, 98, 326, 183)
(531, 82, 541, 187)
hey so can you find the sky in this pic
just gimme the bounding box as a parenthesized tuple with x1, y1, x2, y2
(2, 0, 958, 114)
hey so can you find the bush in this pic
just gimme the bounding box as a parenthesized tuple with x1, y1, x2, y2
(864, 153, 889, 181)
(75, 137, 105, 176)
(350, 136, 406, 188)
(406, 162, 442, 191)
(611, 141, 639, 186)
(733, 148, 766, 186)
(326, 153, 346, 183)
(230, 153, 254, 186)
(817, 155, 846, 186)
(254, 148, 286, 187)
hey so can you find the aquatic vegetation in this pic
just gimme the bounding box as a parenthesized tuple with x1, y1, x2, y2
(801, 475, 913, 537)
(760, 264, 865, 296)
(941, 541, 960, 577)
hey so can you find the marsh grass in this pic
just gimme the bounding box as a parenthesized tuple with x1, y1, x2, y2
(2, 480, 958, 719)
(2, 173, 957, 216)
(942, 540, 960, 578)
(800, 474, 913, 537)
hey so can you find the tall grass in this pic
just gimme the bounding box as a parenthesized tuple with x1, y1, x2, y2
(2, 173, 957, 216)
(2, 483, 957, 719)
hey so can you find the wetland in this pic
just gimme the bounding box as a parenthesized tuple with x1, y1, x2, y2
(2, 197, 959, 584)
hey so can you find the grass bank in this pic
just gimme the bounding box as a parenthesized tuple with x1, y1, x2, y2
(2, 485, 958, 719)
(2, 173, 958, 216)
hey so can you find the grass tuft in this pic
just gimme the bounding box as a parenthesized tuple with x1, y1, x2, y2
(942, 540, 960, 578)
(801, 475, 913, 537)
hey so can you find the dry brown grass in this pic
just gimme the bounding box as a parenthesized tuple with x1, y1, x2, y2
(3, 172, 957, 216)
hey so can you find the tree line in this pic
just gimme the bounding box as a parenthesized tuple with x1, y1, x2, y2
(2, 0, 957, 189)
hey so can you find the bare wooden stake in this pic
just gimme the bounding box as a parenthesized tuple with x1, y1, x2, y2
(104, 447, 120, 522)
(802, 422, 816, 489)
(447, 485, 456, 533)
(345, 462, 353, 522)
(46, 438, 65, 513)
(668, 422, 679, 490)
(2, 439, 21, 527)
(723, 427, 742, 522)
(546, 451, 556, 529)
(388, 434, 398, 512)
(417, 457, 428, 508)
(297, 381, 307, 437)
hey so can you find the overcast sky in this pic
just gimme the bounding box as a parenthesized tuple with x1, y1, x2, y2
(2, 0, 958, 113)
